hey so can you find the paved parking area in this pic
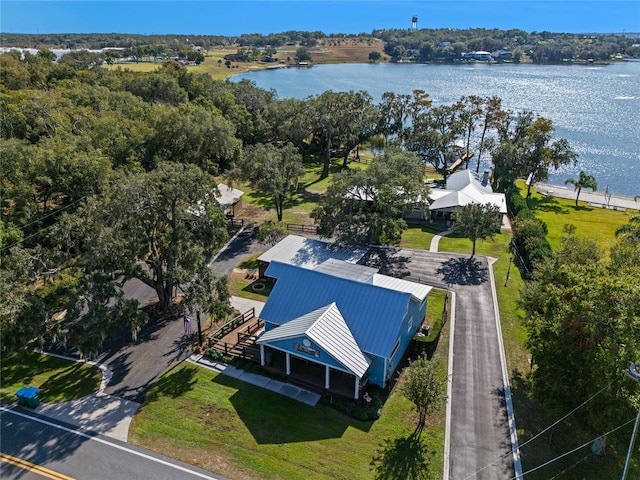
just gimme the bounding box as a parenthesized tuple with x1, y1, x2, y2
(364, 247, 516, 479)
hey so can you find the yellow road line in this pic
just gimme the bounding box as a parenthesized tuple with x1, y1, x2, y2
(0, 452, 76, 480)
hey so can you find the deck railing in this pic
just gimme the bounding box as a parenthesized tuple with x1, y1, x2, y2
(211, 308, 255, 340)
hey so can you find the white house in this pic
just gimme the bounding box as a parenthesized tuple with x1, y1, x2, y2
(428, 170, 507, 224)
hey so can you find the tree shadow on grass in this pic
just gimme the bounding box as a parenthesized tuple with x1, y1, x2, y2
(213, 373, 371, 444)
(526, 195, 569, 214)
(144, 364, 198, 402)
(370, 432, 432, 480)
(39, 363, 101, 402)
(436, 256, 488, 286)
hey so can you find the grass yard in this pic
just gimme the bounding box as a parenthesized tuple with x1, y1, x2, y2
(0, 352, 101, 404)
(130, 321, 449, 480)
(311, 38, 387, 64)
(104, 39, 387, 82)
(521, 183, 633, 252)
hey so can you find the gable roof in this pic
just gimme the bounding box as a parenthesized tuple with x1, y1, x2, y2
(216, 183, 244, 209)
(257, 302, 371, 378)
(430, 170, 507, 213)
(258, 235, 367, 270)
(260, 261, 413, 359)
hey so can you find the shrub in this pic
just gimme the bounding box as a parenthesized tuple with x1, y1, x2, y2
(204, 348, 234, 364)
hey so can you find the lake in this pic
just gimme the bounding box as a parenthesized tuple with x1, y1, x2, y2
(234, 62, 640, 197)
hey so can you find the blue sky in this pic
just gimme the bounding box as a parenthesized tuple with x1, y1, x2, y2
(1, 1, 638, 35)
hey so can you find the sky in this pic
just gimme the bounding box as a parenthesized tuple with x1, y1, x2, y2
(1, 1, 639, 36)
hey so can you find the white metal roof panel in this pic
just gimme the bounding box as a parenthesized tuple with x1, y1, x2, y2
(371, 274, 432, 302)
(216, 184, 244, 209)
(313, 259, 377, 283)
(258, 302, 371, 378)
(258, 235, 367, 269)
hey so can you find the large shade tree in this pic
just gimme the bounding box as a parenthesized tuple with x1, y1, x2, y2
(312, 149, 429, 245)
(404, 103, 464, 177)
(310, 90, 378, 179)
(520, 234, 640, 431)
(69, 162, 229, 311)
(492, 112, 577, 196)
(230, 142, 304, 222)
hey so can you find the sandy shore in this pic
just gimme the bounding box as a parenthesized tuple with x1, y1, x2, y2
(535, 183, 640, 212)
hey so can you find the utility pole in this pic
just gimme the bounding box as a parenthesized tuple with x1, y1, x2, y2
(621, 362, 640, 480)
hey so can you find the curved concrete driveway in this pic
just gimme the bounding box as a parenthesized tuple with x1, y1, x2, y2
(364, 247, 516, 480)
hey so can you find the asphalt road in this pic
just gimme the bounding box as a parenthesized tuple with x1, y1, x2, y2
(0, 408, 228, 480)
(364, 247, 515, 479)
(209, 225, 266, 278)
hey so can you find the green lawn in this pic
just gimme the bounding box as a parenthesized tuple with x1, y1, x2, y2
(0, 352, 101, 404)
(130, 349, 448, 480)
(521, 182, 634, 252)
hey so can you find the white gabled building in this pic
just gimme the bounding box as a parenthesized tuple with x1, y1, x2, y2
(428, 170, 507, 224)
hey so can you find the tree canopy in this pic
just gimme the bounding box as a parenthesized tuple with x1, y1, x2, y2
(520, 234, 640, 430)
(451, 202, 501, 257)
(312, 149, 428, 245)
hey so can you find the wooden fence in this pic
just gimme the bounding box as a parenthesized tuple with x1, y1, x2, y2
(286, 223, 318, 234)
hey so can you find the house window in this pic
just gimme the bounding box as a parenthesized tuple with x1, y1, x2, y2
(390, 337, 401, 359)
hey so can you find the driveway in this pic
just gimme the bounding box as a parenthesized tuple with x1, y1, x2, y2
(97, 225, 267, 404)
(363, 247, 515, 479)
(209, 225, 267, 278)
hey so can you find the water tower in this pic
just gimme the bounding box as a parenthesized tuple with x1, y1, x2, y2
(411, 16, 418, 31)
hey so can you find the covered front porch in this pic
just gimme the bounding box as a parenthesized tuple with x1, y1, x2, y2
(259, 346, 367, 400)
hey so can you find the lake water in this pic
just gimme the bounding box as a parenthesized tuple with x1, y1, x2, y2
(234, 62, 640, 197)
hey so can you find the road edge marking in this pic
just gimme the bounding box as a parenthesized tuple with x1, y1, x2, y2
(0, 452, 76, 480)
(487, 257, 523, 479)
(1, 407, 226, 480)
(443, 289, 455, 480)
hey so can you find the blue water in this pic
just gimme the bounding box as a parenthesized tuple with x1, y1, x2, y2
(234, 62, 640, 196)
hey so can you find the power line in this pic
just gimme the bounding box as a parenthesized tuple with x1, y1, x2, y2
(0, 194, 95, 254)
(9, 195, 88, 232)
(462, 375, 621, 479)
(512, 417, 636, 479)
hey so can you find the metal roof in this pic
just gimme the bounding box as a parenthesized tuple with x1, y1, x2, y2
(258, 235, 367, 270)
(428, 170, 507, 214)
(257, 302, 371, 378)
(313, 259, 377, 283)
(446, 169, 492, 193)
(371, 274, 432, 302)
(261, 261, 412, 359)
(429, 188, 507, 213)
(216, 183, 244, 209)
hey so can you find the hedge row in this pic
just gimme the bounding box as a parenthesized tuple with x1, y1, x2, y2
(506, 185, 553, 278)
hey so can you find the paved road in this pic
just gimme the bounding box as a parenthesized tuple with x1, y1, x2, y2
(209, 225, 267, 278)
(363, 247, 515, 479)
(536, 183, 640, 211)
(0, 408, 227, 480)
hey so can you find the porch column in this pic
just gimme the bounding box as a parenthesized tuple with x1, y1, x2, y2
(285, 352, 291, 375)
(260, 344, 265, 366)
(325, 366, 330, 389)
(354, 376, 360, 400)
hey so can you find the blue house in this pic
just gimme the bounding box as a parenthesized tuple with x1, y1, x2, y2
(256, 259, 432, 399)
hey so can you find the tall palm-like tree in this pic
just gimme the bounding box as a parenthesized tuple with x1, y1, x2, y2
(564, 170, 597, 207)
